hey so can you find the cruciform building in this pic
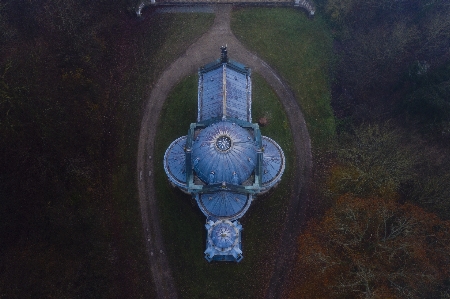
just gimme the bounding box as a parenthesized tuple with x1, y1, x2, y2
(163, 46, 285, 262)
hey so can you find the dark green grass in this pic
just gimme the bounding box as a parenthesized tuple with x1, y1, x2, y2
(112, 13, 214, 296)
(155, 73, 293, 298)
(0, 11, 215, 298)
(231, 8, 335, 148)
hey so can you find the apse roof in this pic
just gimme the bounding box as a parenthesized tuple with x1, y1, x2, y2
(261, 136, 286, 190)
(163, 136, 187, 189)
(196, 192, 251, 221)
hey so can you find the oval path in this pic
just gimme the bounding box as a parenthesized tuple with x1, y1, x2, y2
(137, 5, 312, 298)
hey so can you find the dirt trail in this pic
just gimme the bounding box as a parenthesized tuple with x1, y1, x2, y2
(137, 5, 312, 298)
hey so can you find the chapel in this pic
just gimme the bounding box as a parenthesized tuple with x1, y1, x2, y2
(163, 47, 285, 262)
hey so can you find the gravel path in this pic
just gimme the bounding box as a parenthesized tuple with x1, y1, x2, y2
(137, 5, 312, 298)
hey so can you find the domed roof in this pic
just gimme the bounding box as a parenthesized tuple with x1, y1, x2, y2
(163, 136, 187, 189)
(210, 221, 238, 250)
(204, 219, 243, 262)
(261, 136, 286, 190)
(191, 121, 257, 185)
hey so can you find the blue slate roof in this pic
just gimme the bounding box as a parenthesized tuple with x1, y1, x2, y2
(261, 136, 286, 191)
(191, 121, 257, 185)
(198, 60, 252, 122)
(210, 221, 237, 248)
(198, 67, 222, 120)
(196, 192, 251, 221)
(163, 136, 187, 189)
(204, 219, 243, 262)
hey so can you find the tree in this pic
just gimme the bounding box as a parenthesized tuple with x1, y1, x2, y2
(326, 0, 450, 121)
(0, 0, 153, 297)
(328, 123, 417, 199)
(288, 196, 450, 299)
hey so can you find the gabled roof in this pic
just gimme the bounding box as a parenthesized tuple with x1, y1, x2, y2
(198, 59, 252, 122)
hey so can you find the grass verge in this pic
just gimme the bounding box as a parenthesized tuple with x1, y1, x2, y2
(231, 8, 335, 148)
(155, 73, 294, 298)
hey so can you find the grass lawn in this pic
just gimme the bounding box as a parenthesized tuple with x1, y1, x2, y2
(111, 13, 214, 296)
(231, 8, 335, 148)
(120, 7, 333, 298)
(155, 73, 294, 298)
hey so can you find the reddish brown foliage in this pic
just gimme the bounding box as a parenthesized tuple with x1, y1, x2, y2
(288, 196, 450, 299)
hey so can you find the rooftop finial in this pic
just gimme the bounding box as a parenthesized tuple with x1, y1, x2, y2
(221, 45, 228, 63)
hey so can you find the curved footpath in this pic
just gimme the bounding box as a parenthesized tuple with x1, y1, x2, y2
(137, 5, 312, 298)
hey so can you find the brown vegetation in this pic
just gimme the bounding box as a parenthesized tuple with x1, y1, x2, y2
(288, 196, 450, 299)
(285, 1, 450, 297)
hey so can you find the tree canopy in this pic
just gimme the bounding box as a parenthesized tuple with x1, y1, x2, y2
(288, 196, 450, 299)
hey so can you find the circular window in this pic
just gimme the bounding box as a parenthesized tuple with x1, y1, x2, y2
(215, 135, 232, 152)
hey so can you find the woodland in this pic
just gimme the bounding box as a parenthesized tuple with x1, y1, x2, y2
(1, 0, 450, 298)
(287, 0, 450, 298)
(1, 0, 159, 297)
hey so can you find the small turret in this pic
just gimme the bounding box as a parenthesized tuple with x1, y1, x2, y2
(220, 46, 228, 63)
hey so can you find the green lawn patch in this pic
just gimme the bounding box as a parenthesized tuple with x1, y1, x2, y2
(112, 13, 214, 297)
(155, 73, 294, 298)
(231, 8, 335, 148)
